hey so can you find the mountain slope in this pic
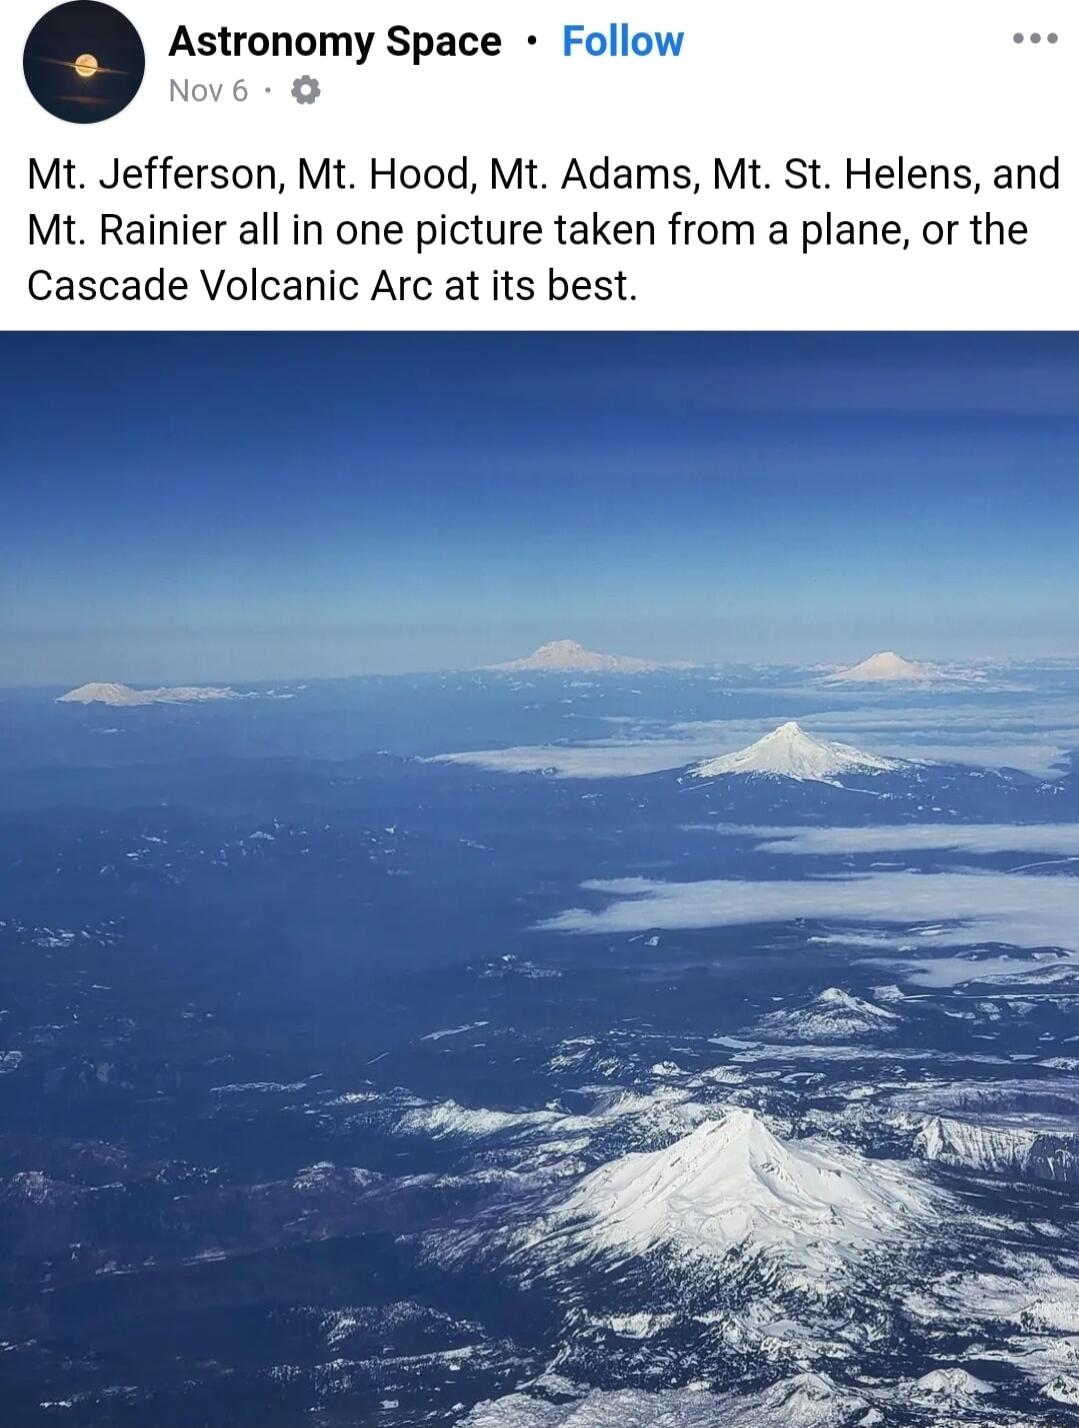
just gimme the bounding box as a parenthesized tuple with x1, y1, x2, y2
(692, 721, 903, 783)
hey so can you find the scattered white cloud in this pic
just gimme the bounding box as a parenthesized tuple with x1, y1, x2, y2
(432, 735, 723, 778)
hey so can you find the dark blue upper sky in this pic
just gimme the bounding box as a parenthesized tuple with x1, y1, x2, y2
(2, 332, 1077, 684)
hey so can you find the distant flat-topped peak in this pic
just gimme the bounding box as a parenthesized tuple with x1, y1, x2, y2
(57, 681, 142, 706)
(831, 650, 942, 684)
(487, 639, 662, 674)
(57, 682, 239, 707)
(692, 720, 902, 783)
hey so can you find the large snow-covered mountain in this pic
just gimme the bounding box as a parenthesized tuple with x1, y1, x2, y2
(486, 640, 663, 674)
(57, 682, 240, 707)
(691, 721, 904, 783)
(828, 651, 943, 684)
(526, 1108, 938, 1288)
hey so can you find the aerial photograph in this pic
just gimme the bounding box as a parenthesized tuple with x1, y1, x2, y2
(2, 331, 1079, 1426)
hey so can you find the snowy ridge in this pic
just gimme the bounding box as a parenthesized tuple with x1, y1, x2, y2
(487, 640, 663, 673)
(396, 1100, 561, 1140)
(890, 1082, 1079, 1183)
(461, 1372, 897, 1426)
(758, 988, 901, 1043)
(525, 1108, 938, 1287)
(692, 722, 903, 783)
(57, 681, 241, 707)
(910, 1114, 1079, 1183)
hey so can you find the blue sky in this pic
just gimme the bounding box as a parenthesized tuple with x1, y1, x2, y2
(2, 332, 1077, 684)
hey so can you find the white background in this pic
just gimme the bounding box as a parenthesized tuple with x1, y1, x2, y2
(2, 0, 1075, 329)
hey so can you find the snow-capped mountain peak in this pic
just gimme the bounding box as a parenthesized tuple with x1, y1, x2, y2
(830, 650, 941, 683)
(759, 987, 901, 1042)
(487, 640, 661, 674)
(692, 721, 902, 783)
(914, 1367, 994, 1401)
(57, 682, 143, 706)
(534, 1108, 938, 1285)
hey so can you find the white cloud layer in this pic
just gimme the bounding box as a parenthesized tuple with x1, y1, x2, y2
(732, 824, 1079, 858)
(540, 868, 1079, 987)
(435, 700, 1079, 780)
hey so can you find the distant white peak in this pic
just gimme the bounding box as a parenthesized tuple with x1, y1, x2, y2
(57, 681, 239, 707)
(692, 721, 902, 783)
(536, 1107, 938, 1280)
(760, 987, 900, 1042)
(914, 1368, 994, 1399)
(830, 650, 942, 684)
(487, 639, 662, 674)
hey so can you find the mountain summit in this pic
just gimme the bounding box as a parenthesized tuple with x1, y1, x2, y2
(692, 721, 902, 783)
(487, 640, 661, 674)
(830, 650, 942, 683)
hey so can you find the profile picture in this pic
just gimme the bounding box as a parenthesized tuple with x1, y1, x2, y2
(24, 0, 144, 123)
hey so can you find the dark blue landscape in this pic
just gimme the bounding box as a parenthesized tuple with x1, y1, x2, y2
(2, 663, 1079, 1425)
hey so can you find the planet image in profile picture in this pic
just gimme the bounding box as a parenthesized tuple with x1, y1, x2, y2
(24, 0, 144, 122)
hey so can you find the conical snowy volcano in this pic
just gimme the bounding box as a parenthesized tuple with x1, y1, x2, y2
(692, 721, 902, 783)
(830, 650, 941, 683)
(534, 1108, 938, 1283)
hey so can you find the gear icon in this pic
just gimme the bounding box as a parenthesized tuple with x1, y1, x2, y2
(291, 75, 321, 104)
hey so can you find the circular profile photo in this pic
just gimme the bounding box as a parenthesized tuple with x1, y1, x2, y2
(24, 0, 144, 123)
